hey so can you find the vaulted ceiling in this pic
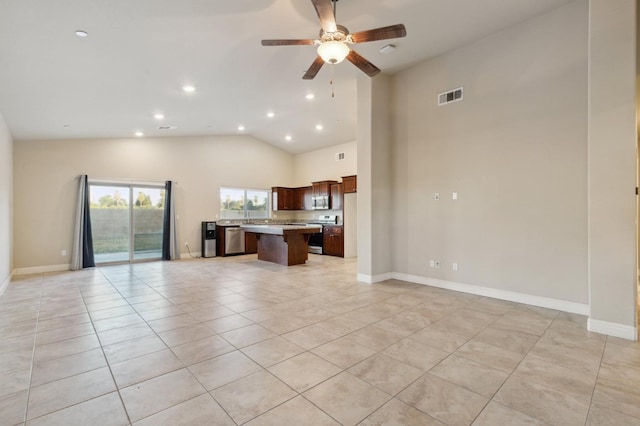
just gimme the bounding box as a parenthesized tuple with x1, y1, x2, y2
(0, 0, 575, 154)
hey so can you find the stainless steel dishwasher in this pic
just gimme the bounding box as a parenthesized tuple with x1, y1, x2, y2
(224, 227, 245, 255)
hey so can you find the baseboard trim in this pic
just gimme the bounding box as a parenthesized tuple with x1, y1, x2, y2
(357, 273, 393, 284)
(13, 264, 71, 275)
(588, 318, 637, 341)
(391, 272, 590, 316)
(0, 273, 10, 297)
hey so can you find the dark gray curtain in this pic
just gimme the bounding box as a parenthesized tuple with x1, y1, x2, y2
(70, 175, 95, 269)
(162, 181, 178, 260)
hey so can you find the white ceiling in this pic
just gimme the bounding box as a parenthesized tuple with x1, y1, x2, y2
(0, 0, 575, 154)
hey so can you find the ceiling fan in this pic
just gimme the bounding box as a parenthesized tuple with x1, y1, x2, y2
(261, 0, 407, 79)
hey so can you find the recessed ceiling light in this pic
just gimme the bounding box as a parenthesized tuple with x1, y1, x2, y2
(315, 124, 323, 131)
(75, 30, 88, 37)
(238, 125, 245, 131)
(285, 135, 292, 142)
(134, 131, 144, 137)
(154, 113, 165, 120)
(182, 85, 196, 93)
(267, 112, 275, 118)
(305, 93, 315, 100)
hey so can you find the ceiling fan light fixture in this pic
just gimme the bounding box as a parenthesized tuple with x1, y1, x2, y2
(318, 40, 349, 64)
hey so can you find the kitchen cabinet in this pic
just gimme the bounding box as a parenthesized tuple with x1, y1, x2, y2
(301, 186, 313, 210)
(312, 180, 337, 210)
(312, 181, 337, 197)
(323, 225, 344, 257)
(273, 186, 312, 210)
(330, 182, 343, 211)
(245, 232, 258, 254)
(342, 175, 357, 193)
(272, 187, 296, 210)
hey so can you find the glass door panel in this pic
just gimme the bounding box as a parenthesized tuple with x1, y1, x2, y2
(132, 187, 165, 261)
(89, 185, 130, 263)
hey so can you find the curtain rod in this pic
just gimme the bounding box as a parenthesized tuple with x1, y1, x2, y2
(86, 177, 177, 186)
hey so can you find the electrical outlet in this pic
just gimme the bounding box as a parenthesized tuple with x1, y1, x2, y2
(434, 192, 440, 201)
(429, 260, 435, 268)
(452, 262, 458, 271)
(61, 250, 67, 256)
(184, 242, 189, 247)
(435, 260, 441, 269)
(452, 192, 458, 200)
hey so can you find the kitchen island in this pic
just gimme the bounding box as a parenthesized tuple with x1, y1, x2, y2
(239, 224, 321, 266)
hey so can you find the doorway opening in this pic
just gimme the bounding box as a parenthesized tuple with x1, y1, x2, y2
(88, 183, 166, 264)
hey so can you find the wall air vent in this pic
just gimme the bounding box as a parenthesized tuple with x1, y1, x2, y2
(335, 152, 345, 161)
(157, 126, 178, 130)
(438, 87, 463, 106)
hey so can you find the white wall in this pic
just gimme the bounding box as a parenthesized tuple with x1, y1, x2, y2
(13, 135, 293, 270)
(390, 0, 590, 305)
(292, 141, 357, 186)
(0, 113, 13, 293)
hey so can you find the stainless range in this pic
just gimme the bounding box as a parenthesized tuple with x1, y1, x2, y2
(307, 215, 338, 254)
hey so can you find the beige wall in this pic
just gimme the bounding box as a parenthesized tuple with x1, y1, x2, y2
(357, 74, 394, 279)
(390, 0, 590, 303)
(0, 113, 13, 290)
(292, 141, 357, 187)
(13, 136, 293, 269)
(587, 0, 637, 332)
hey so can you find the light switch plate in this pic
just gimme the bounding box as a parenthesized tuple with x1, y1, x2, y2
(434, 192, 440, 201)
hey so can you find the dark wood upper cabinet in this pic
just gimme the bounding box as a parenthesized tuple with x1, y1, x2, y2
(342, 175, 357, 193)
(272, 186, 314, 211)
(301, 186, 313, 210)
(272, 187, 295, 210)
(311, 181, 337, 197)
(330, 182, 343, 211)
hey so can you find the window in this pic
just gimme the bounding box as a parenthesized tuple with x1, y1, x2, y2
(220, 187, 270, 220)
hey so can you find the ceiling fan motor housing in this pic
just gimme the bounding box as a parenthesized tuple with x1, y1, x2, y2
(319, 25, 352, 43)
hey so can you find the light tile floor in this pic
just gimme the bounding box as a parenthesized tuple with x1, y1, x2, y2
(1, 254, 640, 425)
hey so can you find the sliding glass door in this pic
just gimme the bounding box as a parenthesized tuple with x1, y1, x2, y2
(132, 186, 165, 261)
(89, 183, 165, 264)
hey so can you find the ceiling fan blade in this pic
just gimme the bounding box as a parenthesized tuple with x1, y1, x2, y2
(346, 50, 381, 77)
(311, 0, 337, 33)
(262, 39, 316, 46)
(351, 24, 407, 44)
(303, 56, 325, 80)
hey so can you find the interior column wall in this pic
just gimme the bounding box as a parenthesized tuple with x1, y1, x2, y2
(357, 74, 393, 281)
(588, 0, 638, 339)
(0, 113, 13, 295)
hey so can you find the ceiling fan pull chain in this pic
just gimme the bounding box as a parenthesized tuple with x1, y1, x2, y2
(330, 63, 335, 98)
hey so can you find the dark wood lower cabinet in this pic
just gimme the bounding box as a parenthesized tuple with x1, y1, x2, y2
(323, 225, 344, 257)
(245, 232, 257, 254)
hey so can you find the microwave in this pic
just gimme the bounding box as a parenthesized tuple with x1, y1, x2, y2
(312, 195, 330, 210)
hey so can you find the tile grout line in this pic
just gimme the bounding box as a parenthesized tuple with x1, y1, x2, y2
(102, 265, 240, 425)
(20, 272, 45, 425)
